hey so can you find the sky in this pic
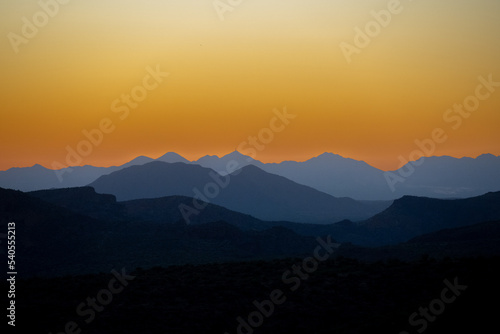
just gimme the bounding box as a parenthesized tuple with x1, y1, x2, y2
(1, 0, 499, 171)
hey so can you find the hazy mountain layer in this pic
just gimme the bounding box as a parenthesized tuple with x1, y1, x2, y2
(87, 162, 386, 223)
(2, 151, 499, 200)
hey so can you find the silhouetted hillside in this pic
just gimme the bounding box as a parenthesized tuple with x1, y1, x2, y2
(89, 162, 384, 223)
(23, 187, 500, 249)
(0, 187, 107, 277)
(30, 187, 127, 221)
(3, 152, 500, 200)
(4, 186, 500, 279)
(335, 220, 500, 262)
(408, 220, 500, 244)
(0, 152, 189, 192)
(358, 191, 500, 245)
(29, 186, 286, 230)
(1, 187, 323, 277)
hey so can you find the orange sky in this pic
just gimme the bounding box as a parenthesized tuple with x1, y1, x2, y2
(1, 0, 499, 171)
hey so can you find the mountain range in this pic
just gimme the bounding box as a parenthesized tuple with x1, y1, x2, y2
(3, 185, 500, 278)
(0, 152, 187, 192)
(1, 186, 320, 277)
(2, 149, 500, 278)
(1, 151, 499, 200)
(87, 162, 388, 223)
(28, 186, 500, 247)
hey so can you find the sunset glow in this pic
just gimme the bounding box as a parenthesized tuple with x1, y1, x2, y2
(1, 0, 499, 171)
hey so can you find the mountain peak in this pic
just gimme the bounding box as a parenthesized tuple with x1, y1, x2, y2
(311, 152, 351, 162)
(318, 152, 342, 158)
(306, 152, 370, 166)
(196, 154, 218, 160)
(156, 152, 189, 163)
(32, 163, 48, 170)
(225, 150, 245, 157)
(477, 153, 497, 160)
(225, 151, 256, 162)
(120, 156, 155, 168)
(135, 155, 152, 160)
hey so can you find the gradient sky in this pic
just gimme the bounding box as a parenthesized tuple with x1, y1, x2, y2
(1, 0, 499, 171)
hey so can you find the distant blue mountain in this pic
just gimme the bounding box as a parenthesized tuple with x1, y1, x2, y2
(261, 153, 392, 200)
(88, 162, 386, 223)
(193, 151, 265, 175)
(389, 154, 500, 199)
(156, 152, 190, 164)
(191, 152, 500, 200)
(1, 151, 499, 200)
(0, 164, 115, 192)
(0, 152, 189, 192)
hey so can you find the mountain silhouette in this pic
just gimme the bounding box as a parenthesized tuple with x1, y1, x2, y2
(356, 191, 500, 246)
(193, 151, 265, 175)
(389, 154, 500, 198)
(88, 162, 386, 223)
(156, 152, 190, 164)
(4, 185, 500, 278)
(1, 186, 323, 277)
(30, 186, 269, 229)
(1, 152, 499, 200)
(264, 191, 500, 247)
(198, 152, 500, 200)
(0, 187, 108, 276)
(29, 186, 128, 221)
(261, 152, 392, 200)
(0, 152, 190, 192)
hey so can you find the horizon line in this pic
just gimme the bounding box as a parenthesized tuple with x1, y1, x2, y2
(1, 151, 498, 173)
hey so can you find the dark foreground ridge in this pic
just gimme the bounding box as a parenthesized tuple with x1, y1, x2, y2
(2, 186, 500, 278)
(6, 256, 499, 333)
